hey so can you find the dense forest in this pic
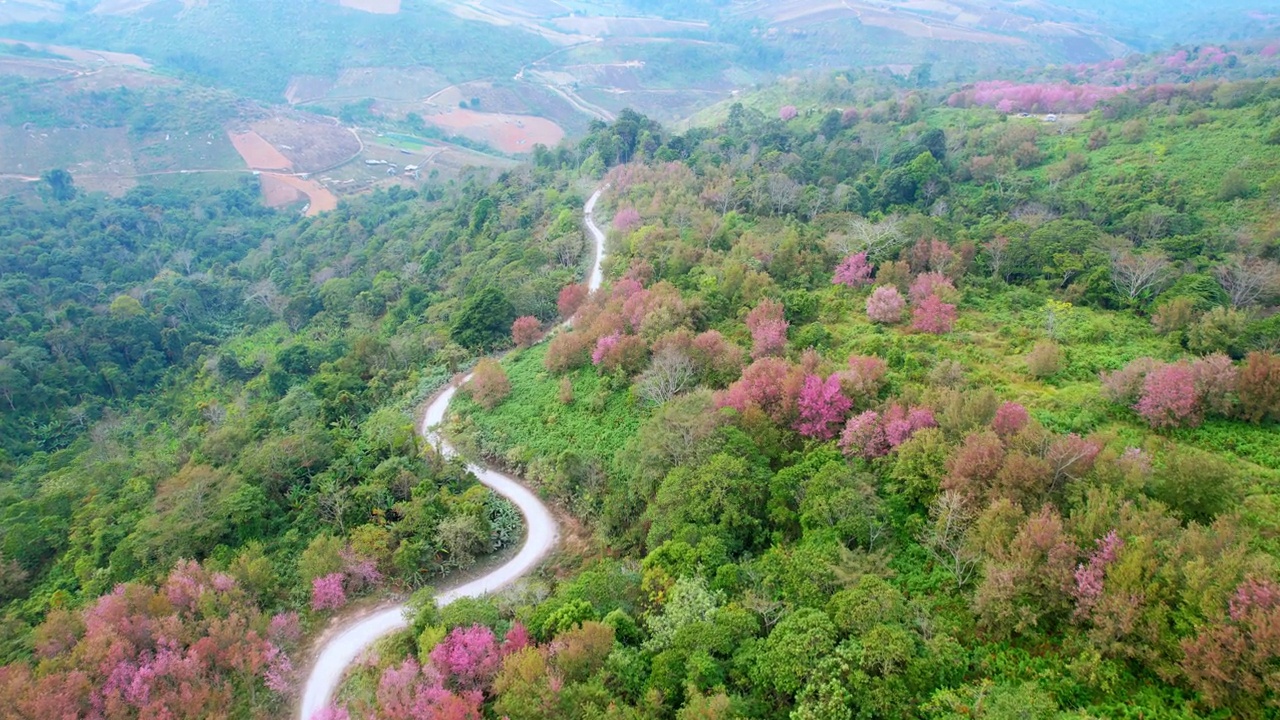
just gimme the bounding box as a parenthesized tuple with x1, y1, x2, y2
(2, 56, 1280, 718)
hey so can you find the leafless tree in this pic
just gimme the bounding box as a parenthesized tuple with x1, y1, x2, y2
(172, 249, 195, 275)
(552, 233, 586, 268)
(919, 490, 979, 590)
(1215, 255, 1280, 307)
(246, 279, 286, 316)
(767, 173, 802, 216)
(803, 186, 828, 221)
(1109, 249, 1174, 302)
(985, 236, 1010, 281)
(637, 347, 696, 406)
(829, 214, 906, 260)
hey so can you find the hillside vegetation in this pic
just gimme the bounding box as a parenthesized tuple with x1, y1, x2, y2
(1, 57, 1280, 719)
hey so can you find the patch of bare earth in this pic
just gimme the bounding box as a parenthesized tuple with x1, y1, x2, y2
(250, 117, 361, 173)
(227, 129, 337, 217)
(228, 131, 293, 172)
(425, 109, 564, 154)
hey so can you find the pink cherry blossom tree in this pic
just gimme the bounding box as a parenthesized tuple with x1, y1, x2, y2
(833, 252, 874, 288)
(912, 295, 957, 334)
(866, 286, 906, 324)
(795, 374, 853, 440)
(746, 298, 789, 359)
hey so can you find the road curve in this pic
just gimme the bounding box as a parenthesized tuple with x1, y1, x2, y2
(298, 187, 608, 720)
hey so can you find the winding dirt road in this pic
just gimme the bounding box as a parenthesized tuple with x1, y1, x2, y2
(298, 187, 608, 720)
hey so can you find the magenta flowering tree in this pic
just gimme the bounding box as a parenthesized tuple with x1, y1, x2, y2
(511, 316, 541, 348)
(746, 298, 789, 359)
(557, 284, 588, 318)
(592, 332, 621, 366)
(613, 206, 642, 234)
(795, 374, 853, 440)
(779, 105, 798, 121)
(311, 573, 347, 612)
(947, 81, 1128, 113)
(715, 357, 800, 424)
(429, 625, 502, 692)
(912, 295, 957, 334)
(1134, 362, 1201, 428)
(866, 286, 906, 324)
(991, 402, 1030, 437)
(839, 354, 888, 399)
(833, 252, 873, 288)
(908, 271, 956, 305)
(375, 657, 483, 720)
(839, 410, 889, 460)
(1073, 530, 1123, 618)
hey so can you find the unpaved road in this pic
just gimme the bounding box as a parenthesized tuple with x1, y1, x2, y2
(297, 187, 607, 720)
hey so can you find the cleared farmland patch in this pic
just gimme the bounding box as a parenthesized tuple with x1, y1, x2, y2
(423, 109, 564, 154)
(228, 130, 293, 171)
(250, 116, 361, 173)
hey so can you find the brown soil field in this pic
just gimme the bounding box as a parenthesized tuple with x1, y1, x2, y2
(0, 38, 152, 68)
(250, 117, 361, 173)
(425, 109, 564, 154)
(261, 174, 338, 216)
(228, 131, 294, 172)
(339, 0, 400, 14)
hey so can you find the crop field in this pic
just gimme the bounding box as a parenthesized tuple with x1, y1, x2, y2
(249, 116, 362, 172)
(424, 108, 564, 153)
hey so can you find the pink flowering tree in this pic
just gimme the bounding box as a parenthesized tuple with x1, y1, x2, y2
(613, 206, 642, 234)
(866, 286, 906, 324)
(795, 374, 853, 440)
(746, 298, 789, 359)
(838, 355, 888, 400)
(1073, 530, 1123, 618)
(716, 357, 801, 424)
(840, 410, 890, 460)
(557, 284, 588, 318)
(429, 625, 503, 692)
(912, 295, 957, 334)
(991, 402, 1029, 437)
(511, 316, 541, 348)
(311, 573, 347, 612)
(592, 333, 621, 367)
(833, 252, 873, 288)
(1134, 362, 1201, 428)
(908, 272, 956, 305)
(779, 105, 798, 121)
(375, 657, 483, 720)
